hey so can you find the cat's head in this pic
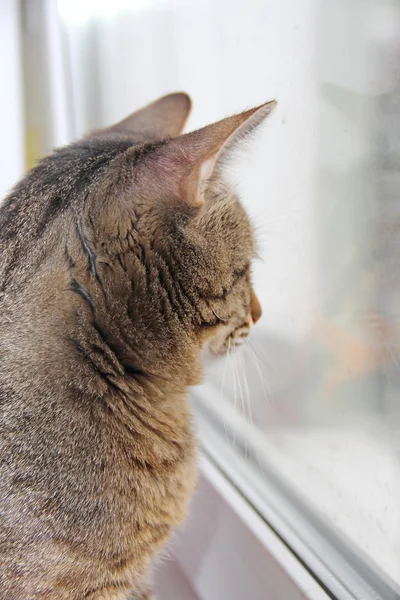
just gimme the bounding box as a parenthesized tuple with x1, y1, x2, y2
(82, 93, 275, 357)
(1, 93, 275, 377)
(91, 94, 275, 354)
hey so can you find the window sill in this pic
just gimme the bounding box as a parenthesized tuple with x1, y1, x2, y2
(171, 454, 331, 600)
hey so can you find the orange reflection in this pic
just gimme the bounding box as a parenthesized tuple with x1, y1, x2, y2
(318, 313, 390, 397)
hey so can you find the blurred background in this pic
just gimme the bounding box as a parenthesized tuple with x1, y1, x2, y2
(2, 1, 400, 598)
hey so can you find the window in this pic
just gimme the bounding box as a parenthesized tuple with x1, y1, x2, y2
(23, 0, 400, 597)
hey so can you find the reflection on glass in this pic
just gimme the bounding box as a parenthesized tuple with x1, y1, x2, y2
(199, 2, 400, 595)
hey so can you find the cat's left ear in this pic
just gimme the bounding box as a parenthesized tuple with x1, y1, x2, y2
(89, 92, 192, 141)
(142, 100, 277, 207)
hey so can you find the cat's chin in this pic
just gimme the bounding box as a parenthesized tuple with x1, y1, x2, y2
(201, 335, 237, 362)
(201, 321, 251, 360)
(201, 338, 226, 363)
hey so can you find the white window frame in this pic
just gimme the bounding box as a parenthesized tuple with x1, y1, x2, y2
(0, 0, 25, 200)
(171, 452, 331, 600)
(175, 384, 399, 600)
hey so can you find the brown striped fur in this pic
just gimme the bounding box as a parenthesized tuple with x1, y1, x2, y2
(0, 93, 275, 599)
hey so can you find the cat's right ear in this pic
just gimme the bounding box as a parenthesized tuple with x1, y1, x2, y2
(88, 93, 192, 141)
(137, 100, 277, 208)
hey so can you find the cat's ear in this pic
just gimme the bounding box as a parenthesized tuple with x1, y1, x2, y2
(144, 100, 277, 207)
(91, 93, 192, 140)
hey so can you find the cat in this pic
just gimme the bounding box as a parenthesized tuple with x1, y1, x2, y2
(0, 92, 275, 599)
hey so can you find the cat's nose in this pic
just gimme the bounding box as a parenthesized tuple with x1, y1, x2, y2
(250, 290, 262, 324)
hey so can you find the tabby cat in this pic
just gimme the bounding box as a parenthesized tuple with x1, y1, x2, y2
(0, 93, 275, 599)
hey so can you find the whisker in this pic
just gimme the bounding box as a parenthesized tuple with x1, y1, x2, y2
(237, 349, 252, 424)
(231, 343, 239, 448)
(221, 337, 234, 447)
(239, 350, 256, 464)
(235, 353, 246, 419)
(233, 350, 250, 458)
(248, 340, 274, 373)
(241, 340, 269, 474)
(247, 341, 273, 405)
(234, 350, 248, 458)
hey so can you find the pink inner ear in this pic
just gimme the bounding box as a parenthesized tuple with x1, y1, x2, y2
(141, 147, 219, 207)
(183, 155, 217, 207)
(137, 100, 276, 206)
(193, 156, 218, 205)
(199, 157, 216, 183)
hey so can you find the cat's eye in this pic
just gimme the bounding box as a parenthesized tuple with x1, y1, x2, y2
(231, 262, 250, 283)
